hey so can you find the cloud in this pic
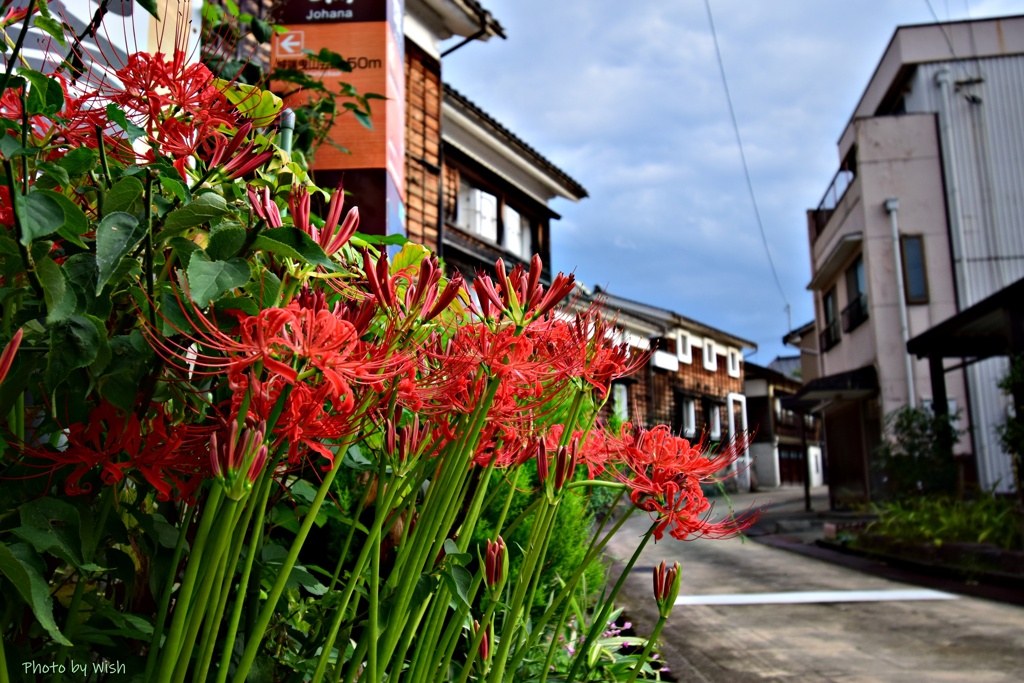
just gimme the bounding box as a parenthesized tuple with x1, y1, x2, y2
(441, 0, 1012, 363)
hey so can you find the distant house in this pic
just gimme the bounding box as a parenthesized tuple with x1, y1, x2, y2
(574, 287, 758, 491)
(744, 362, 824, 489)
(797, 15, 1024, 504)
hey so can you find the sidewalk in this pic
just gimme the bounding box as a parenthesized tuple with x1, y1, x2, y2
(603, 485, 1024, 682)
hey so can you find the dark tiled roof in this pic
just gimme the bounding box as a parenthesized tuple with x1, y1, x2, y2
(443, 84, 588, 200)
(458, 0, 506, 38)
(580, 286, 757, 351)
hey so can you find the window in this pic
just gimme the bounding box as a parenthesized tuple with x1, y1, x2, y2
(820, 286, 840, 351)
(676, 331, 692, 364)
(457, 178, 498, 242)
(842, 255, 868, 332)
(727, 349, 741, 378)
(682, 398, 696, 438)
(612, 383, 628, 422)
(709, 404, 722, 439)
(901, 235, 929, 304)
(502, 204, 533, 260)
(702, 339, 717, 371)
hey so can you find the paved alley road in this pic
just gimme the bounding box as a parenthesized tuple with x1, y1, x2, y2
(606, 504, 1024, 682)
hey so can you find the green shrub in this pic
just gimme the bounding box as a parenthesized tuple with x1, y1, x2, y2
(865, 494, 1022, 551)
(873, 406, 960, 498)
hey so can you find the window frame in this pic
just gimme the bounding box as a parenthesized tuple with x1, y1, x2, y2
(676, 330, 692, 364)
(682, 397, 696, 438)
(702, 339, 717, 372)
(900, 234, 929, 304)
(727, 348, 741, 378)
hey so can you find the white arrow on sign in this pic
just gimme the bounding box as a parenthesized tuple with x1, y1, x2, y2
(278, 32, 303, 56)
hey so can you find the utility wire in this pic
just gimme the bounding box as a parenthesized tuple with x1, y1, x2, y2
(702, 0, 790, 317)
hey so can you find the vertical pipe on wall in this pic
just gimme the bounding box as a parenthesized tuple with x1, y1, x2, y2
(885, 198, 917, 408)
(935, 67, 973, 308)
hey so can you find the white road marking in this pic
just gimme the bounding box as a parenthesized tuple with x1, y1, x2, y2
(675, 589, 958, 606)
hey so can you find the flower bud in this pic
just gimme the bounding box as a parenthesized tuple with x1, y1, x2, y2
(653, 560, 681, 618)
(484, 536, 506, 588)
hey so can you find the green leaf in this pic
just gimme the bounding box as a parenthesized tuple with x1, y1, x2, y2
(18, 69, 64, 116)
(158, 175, 189, 204)
(58, 146, 98, 176)
(36, 257, 76, 323)
(36, 160, 70, 188)
(105, 103, 145, 141)
(104, 175, 146, 216)
(251, 17, 273, 43)
(254, 227, 336, 270)
(441, 564, 472, 609)
(211, 78, 283, 123)
(46, 315, 101, 391)
(0, 543, 72, 645)
(351, 232, 409, 248)
(134, 0, 161, 20)
(305, 48, 353, 73)
(36, 189, 89, 248)
(245, 268, 280, 308)
(214, 296, 259, 318)
(14, 190, 63, 245)
(32, 14, 67, 47)
(95, 212, 145, 294)
(161, 193, 228, 238)
(14, 499, 103, 572)
(207, 222, 246, 260)
(186, 252, 250, 306)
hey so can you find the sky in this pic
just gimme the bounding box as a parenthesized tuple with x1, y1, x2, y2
(440, 0, 1023, 365)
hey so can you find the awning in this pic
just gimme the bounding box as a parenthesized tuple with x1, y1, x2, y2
(792, 365, 878, 404)
(907, 277, 1024, 360)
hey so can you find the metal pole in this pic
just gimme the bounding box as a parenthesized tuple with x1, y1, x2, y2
(885, 198, 917, 408)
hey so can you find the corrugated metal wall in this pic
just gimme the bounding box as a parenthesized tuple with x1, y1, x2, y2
(903, 56, 1024, 492)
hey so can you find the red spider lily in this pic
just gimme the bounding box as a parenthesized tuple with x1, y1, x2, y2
(0, 186, 14, 228)
(560, 311, 649, 399)
(16, 403, 204, 501)
(273, 382, 363, 468)
(0, 328, 22, 385)
(247, 185, 283, 227)
(107, 49, 239, 166)
(470, 256, 576, 326)
(0, 2, 37, 28)
(200, 122, 273, 180)
(210, 419, 268, 499)
(384, 410, 444, 464)
(614, 424, 759, 541)
(290, 183, 360, 256)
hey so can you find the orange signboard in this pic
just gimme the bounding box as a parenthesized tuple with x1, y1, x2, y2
(270, 1, 406, 234)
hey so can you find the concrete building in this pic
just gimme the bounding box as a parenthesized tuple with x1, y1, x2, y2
(800, 15, 1024, 503)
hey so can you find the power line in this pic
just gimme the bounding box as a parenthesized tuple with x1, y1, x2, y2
(702, 0, 790, 317)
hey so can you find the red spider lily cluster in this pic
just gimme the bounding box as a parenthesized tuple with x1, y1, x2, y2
(0, 9, 758, 678)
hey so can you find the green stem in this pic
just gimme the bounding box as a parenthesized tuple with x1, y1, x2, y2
(233, 442, 353, 683)
(624, 616, 669, 683)
(0, 631, 9, 683)
(145, 503, 193, 681)
(312, 475, 408, 683)
(155, 485, 225, 683)
(94, 124, 112, 192)
(144, 171, 156, 327)
(170, 497, 242, 683)
(214, 462, 275, 683)
(1, 0, 35, 83)
(564, 524, 656, 683)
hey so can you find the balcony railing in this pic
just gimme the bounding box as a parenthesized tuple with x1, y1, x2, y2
(841, 293, 869, 333)
(819, 319, 841, 352)
(810, 168, 855, 241)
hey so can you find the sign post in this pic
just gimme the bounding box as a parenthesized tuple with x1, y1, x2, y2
(272, 0, 406, 239)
